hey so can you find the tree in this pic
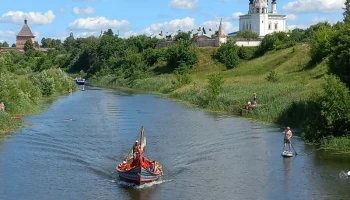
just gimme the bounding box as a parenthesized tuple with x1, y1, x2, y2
(328, 23, 350, 88)
(173, 31, 191, 41)
(301, 75, 350, 141)
(11, 43, 16, 47)
(289, 28, 306, 42)
(104, 29, 114, 37)
(2, 41, 9, 47)
(24, 39, 34, 51)
(63, 37, 75, 52)
(309, 24, 335, 64)
(214, 41, 240, 69)
(235, 30, 259, 40)
(34, 41, 40, 48)
(344, 0, 350, 22)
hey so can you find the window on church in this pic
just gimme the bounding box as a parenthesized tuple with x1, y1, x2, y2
(256, 8, 259, 13)
(275, 23, 278, 30)
(249, 24, 251, 30)
(268, 24, 271, 30)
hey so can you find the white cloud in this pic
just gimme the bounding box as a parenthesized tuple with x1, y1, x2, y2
(122, 17, 237, 39)
(34, 31, 40, 39)
(0, 10, 55, 24)
(0, 30, 16, 37)
(283, 0, 344, 13)
(286, 14, 297, 20)
(68, 17, 130, 31)
(169, 0, 198, 10)
(122, 31, 138, 38)
(202, 19, 238, 35)
(287, 17, 338, 30)
(76, 31, 99, 37)
(139, 17, 196, 36)
(73, 6, 95, 15)
(287, 24, 309, 30)
(232, 12, 244, 20)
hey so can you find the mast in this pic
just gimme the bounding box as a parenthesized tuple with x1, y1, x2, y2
(138, 126, 144, 184)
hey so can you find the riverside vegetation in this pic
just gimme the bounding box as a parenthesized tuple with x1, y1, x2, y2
(0, 49, 77, 135)
(1, 1, 349, 152)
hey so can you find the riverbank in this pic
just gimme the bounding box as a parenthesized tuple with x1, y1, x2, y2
(89, 45, 350, 152)
(0, 68, 77, 136)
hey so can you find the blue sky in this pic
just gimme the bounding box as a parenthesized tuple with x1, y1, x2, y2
(0, 0, 345, 45)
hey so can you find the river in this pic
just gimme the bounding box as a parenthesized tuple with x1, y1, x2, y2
(0, 86, 349, 200)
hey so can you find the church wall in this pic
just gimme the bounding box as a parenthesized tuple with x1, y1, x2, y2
(265, 16, 286, 35)
(235, 40, 261, 47)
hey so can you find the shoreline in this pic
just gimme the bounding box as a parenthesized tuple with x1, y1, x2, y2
(0, 91, 75, 136)
(88, 80, 350, 154)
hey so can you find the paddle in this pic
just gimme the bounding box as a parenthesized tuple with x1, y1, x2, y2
(291, 143, 298, 156)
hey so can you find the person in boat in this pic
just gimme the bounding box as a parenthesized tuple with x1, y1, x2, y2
(150, 161, 156, 172)
(283, 126, 293, 152)
(133, 140, 140, 160)
(118, 160, 127, 169)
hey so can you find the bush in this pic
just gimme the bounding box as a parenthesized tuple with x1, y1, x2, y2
(214, 41, 240, 69)
(238, 46, 257, 60)
(265, 70, 279, 82)
(205, 73, 224, 103)
(30, 71, 56, 96)
(301, 75, 350, 142)
(165, 39, 198, 71)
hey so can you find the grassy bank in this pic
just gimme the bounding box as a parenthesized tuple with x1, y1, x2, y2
(0, 68, 77, 136)
(89, 45, 349, 152)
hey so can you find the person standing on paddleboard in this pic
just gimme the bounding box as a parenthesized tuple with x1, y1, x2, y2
(283, 127, 292, 152)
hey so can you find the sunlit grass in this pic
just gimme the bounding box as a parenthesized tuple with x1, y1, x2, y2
(321, 137, 350, 153)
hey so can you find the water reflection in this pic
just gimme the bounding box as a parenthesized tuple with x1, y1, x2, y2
(1, 87, 350, 200)
(118, 181, 159, 200)
(282, 157, 292, 190)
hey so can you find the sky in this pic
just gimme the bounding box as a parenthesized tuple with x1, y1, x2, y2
(0, 0, 345, 45)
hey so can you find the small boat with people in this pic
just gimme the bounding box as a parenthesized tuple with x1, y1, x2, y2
(74, 77, 86, 85)
(116, 126, 163, 185)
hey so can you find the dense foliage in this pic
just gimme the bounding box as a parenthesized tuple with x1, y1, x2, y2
(300, 75, 350, 142)
(0, 50, 76, 134)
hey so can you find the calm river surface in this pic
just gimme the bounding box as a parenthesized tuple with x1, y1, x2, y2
(0, 86, 349, 200)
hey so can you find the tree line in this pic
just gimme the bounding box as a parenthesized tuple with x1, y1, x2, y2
(1, 0, 348, 143)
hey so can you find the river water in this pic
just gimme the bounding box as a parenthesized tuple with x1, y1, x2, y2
(0, 86, 349, 200)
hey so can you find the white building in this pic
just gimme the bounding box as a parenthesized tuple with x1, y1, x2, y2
(239, 0, 286, 37)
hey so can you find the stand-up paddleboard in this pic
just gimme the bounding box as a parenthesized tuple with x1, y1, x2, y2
(282, 150, 293, 157)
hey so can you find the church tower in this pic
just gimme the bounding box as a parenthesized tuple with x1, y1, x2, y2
(215, 18, 227, 47)
(239, 0, 286, 37)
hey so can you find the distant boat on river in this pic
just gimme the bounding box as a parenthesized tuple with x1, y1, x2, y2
(73, 77, 86, 85)
(116, 126, 163, 185)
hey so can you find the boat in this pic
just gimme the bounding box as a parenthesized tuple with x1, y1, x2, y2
(74, 77, 86, 85)
(281, 150, 293, 157)
(116, 126, 163, 185)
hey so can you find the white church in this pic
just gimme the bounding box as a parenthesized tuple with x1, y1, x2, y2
(239, 0, 287, 37)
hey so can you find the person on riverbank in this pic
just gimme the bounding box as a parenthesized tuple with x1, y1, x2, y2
(251, 93, 257, 105)
(0, 102, 5, 112)
(283, 127, 293, 152)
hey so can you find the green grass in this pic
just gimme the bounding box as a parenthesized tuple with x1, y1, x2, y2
(87, 45, 350, 152)
(321, 137, 350, 153)
(92, 45, 326, 123)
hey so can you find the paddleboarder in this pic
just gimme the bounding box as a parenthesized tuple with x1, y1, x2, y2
(283, 126, 293, 152)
